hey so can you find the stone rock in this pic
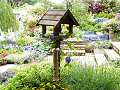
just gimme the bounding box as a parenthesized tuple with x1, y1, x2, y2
(0, 71, 15, 84)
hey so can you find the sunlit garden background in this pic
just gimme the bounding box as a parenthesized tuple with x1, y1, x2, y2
(1, 0, 120, 90)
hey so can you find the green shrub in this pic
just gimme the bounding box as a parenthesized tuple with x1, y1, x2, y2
(0, 2, 19, 32)
(30, 3, 46, 15)
(0, 40, 8, 46)
(31, 38, 51, 61)
(96, 12, 114, 19)
(89, 41, 112, 49)
(1, 62, 120, 90)
(1, 62, 53, 90)
(16, 36, 35, 46)
(61, 63, 120, 90)
(112, 6, 120, 12)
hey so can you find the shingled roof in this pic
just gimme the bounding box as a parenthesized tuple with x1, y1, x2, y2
(37, 9, 79, 28)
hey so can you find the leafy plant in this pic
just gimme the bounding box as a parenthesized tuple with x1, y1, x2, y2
(0, 62, 64, 90)
(30, 3, 46, 15)
(88, 2, 106, 14)
(0, 1, 19, 32)
(16, 36, 35, 46)
(60, 63, 120, 90)
(1, 62, 120, 90)
(31, 37, 51, 62)
(0, 40, 8, 46)
(100, 0, 118, 10)
(16, 36, 27, 46)
(20, 0, 39, 5)
(114, 32, 120, 41)
(112, 6, 120, 13)
(96, 12, 114, 19)
(90, 41, 112, 49)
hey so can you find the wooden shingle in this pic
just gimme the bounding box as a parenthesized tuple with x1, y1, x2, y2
(37, 9, 79, 27)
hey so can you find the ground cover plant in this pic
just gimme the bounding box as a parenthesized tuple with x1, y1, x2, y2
(0, 62, 120, 90)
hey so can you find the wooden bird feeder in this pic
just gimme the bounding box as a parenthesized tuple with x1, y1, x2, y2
(37, 9, 79, 36)
(37, 9, 79, 81)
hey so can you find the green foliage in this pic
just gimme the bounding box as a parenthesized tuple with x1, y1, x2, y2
(112, 6, 120, 13)
(21, 0, 39, 5)
(0, 2, 19, 32)
(96, 12, 114, 19)
(112, 60, 120, 68)
(114, 32, 120, 41)
(64, 0, 73, 10)
(79, 14, 103, 31)
(0, 40, 8, 46)
(25, 17, 37, 31)
(16, 37, 27, 46)
(71, 2, 88, 24)
(16, 36, 35, 46)
(1, 62, 120, 90)
(23, 3, 46, 32)
(100, 0, 111, 8)
(61, 63, 120, 90)
(65, 1, 116, 32)
(31, 37, 51, 61)
(21, 0, 51, 9)
(31, 3, 46, 15)
(72, 3, 90, 31)
(70, 2, 103, 32)
(52, 3, 65, 9)
(100, 0, 118, 9)
(0, 62, 56, 90)
(89, 41, 112, 49)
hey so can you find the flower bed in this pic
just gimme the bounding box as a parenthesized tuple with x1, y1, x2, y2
(82, 32, 109, 41)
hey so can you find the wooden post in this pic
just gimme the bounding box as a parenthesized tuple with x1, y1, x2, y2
(59, 25, 62, 33)
(69, 24, 73, 34)
(53, 26, 61, 82)
(53, 25, 61, 36)
(53, 48, 60, 81)
(53, 30, 59, 36)
(109, 29, 114, 40)
(42, 25, 46, 35)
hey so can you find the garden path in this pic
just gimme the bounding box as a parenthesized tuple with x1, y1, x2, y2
(111, 41, 120, 54)
(0, 64, 16, 73)
(45, 41, 120, 66)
